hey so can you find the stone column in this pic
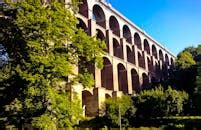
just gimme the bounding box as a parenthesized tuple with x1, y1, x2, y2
(127, 67, 133, 94)
(113, 60, 119, 91)
(106, 30, 114, 56)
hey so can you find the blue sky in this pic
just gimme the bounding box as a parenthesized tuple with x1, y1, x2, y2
(109, 0, 201, 55)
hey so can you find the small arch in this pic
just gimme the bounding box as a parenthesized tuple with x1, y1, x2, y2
(105, 94, 112, 99)
(144, 39, 150, 54)
(147, 57, 153, 72)
(77, 18, 88, 33)
(142, 73, 149, 89)
(109, 16, 120, 37)
(123, 25, 132, 44)
(101, 57, 114, 90)
(113, 38, 123, 59)
(152, 45, 157, 58)
(165, 54, 169, 65)
(78, 57, 95, 78)
(134, 33, 142, 50)
(82, 90, 94, 117)
(131, 69, 140, 92)
(96, 29, 108, 52)
(138, 52, 145, 68)
(78, 0, 88, 18)
(170, 58, 174, 67)
(93, 5, 106, 28)
(117, 63, 128, 93)
(127, 46, 135, 64)
(159, 50, 164, 62)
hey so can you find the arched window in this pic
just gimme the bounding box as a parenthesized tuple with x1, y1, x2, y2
(78, 0, 88, 18)
(93, 5, 106, 28)
(144, 39, 150, 54)
(113, 38, 123, 59)
(127, 46, 135, 64)
(109, 16, 120, 37)
(123, 25, 132, 44)
(131, 69, 140, 92)
(134, 33, 142, 49)
(101, 57, 113, 90)
(152, 45, 157, 58)
(118, 63, 128, 93)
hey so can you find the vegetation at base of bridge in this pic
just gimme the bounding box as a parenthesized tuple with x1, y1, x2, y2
(1, 0, 201, 129)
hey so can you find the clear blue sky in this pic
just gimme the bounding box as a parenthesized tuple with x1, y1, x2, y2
(109, 0, 201, 55)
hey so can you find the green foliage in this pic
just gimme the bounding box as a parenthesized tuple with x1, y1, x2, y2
(134, 86, 188, 118)
(0, 0, 105, 128)
(176, 51, 196, 69)
(104, 95, 136, 127)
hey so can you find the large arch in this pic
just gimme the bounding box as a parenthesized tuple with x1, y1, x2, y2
(93, 5, 106, 28)
(165, 54, 169, 65)
(77, 18, 88, 33)
(170, 57, 174, 68)
(152, 45, 157, 58)
(82, 90, 95, 117)
(109, 16, 120, 37)
(142, 73, 149, 89)
(78, 57, 95, 78)
(147, 57, 153, 72)
(123, 25, 132, 44)
(117, 63, 128, 93)
(138, 52, 145, 68)
(134, 33, 142, 50)
(159, 49, 164, 62)
(113, 38, 123, 59)
(78, 0, 88, 18)
(127, 46, 135, 64)
(96, 29, 108, 52)
(144, 39, 150, 54)
(101, 57, 114, 90)
(131, 69, 140, 92)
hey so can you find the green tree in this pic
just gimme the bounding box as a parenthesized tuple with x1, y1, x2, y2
(104, 95, 135, 127)
(133, 86, 188, 118)
(0, 0, 105, 129)
(176, 51, 196, 69)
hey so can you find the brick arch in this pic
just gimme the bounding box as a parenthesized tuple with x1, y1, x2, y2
(93, 4, 106, 28)
(109, 15, 120, 37)
(138, 52, 145, 68)
(147, 57, 153, 72)
(101, 57, 114, 90)
(77, 18, 88, 33)
(79, 0, 88, 18)
(159, 49, 164, 62)
(165, 54, 169, 65)
(96, 29, 108, 52)
(170, 57, 174, 67)
(113, 38, 123, 59)
(117, 63, 128, 93)
(123, 25, 132, 44)
(142, 73, 149, 89)
(105, 93, 112, 99)
(131, 69, 140, 92)
(127, 45, 135, 64)
(144, 39, 150, 54)
(152, 45, 157, 58)
(134, 33, 142, 50)
(82, 90, 94, 117)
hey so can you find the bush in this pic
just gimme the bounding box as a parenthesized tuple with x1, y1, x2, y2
(133, 86, 189, 118)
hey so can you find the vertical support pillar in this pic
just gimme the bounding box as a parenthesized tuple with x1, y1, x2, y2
(113, 61, 119, 91)
(127, 67, 132, 94)
(106, 30, 114, 56)
(121, 38, 127, 62)
(134, 45, 139, 67)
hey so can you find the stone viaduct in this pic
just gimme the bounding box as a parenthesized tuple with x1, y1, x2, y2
(75, 0, 176, 117)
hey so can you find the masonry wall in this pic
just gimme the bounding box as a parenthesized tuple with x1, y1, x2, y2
(76, 0, 176, 117)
